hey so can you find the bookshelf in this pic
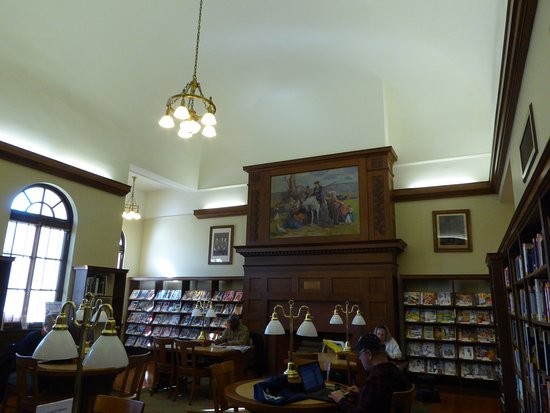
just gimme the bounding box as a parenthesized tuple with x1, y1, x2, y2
(487, 145, 550, 413)
(71, 265, 128, 328)
(123, 276, 244, 349)
(401, 275, 499, 389)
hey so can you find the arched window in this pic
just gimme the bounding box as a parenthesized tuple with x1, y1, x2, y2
(2, 184, 73, 326)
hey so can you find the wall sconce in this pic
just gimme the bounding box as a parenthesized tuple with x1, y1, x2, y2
(264, 300, 318, 383)
(32, 293, 128, 413)
(329, 301, 366, 352)
(191, 300, 217, 343)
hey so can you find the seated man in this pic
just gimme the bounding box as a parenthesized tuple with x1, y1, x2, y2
(330, 333, 409, 412)
(214, 314, 250, 346)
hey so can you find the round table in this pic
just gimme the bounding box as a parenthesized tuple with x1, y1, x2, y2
(224, 378, 338, 413)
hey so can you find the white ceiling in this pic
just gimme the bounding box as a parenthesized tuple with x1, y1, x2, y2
(0, 1, 507, 192)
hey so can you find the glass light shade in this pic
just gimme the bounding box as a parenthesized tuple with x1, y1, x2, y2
(174, 105, 190, 120)
(296, 317, 318, 337)
(75, 308, 84, 321)
(158, 114, 175, 129)
(201, 112, 217, 126)
(205, 308, 217, 318)
(352, 312, 366, 325)
(180, 120, 194, 134)
(83, 334, 129, 368)
(329, 312, 343, 325)
(191, 307, 203, 317)
(202, 125, 216, 138)
(32, 329, 78, 361)
(188, 119, 201, 134)
(177, 128, 193, 139)
(93, 309, 109, 323)
(264, 313, 285, 335)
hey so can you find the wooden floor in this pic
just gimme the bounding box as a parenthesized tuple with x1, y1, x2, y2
(414, 392, 501, 413)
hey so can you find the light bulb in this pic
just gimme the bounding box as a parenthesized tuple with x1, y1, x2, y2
(158, 115, 175, 129)
(189, 119, 201, 134)
(174, 105, 190, 120)
(178, 128, 193, 139)
(201, 112, 217, 126)
(202, 125, 216, 138)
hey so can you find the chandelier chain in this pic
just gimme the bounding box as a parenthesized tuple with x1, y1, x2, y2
(192, 0, 204, 80)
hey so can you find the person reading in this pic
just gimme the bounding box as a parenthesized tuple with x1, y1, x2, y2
(374, 324, 402, 359)
(329, 333, 409, 412)
(214, 314, 250, 346)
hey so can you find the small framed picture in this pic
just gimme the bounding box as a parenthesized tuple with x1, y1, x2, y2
(519, 103, 538, 182)
(432, 210, 472, 252)
(208, 225, 234, 265)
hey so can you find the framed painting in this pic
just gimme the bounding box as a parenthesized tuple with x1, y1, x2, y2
(208, 225, 234, 265)
(520, 103, 538, 182)
(270, 166, 360, 239)
(432, 209, 472, 252)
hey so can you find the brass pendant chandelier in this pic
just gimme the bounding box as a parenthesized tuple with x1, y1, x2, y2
(158, 0, 217, 139)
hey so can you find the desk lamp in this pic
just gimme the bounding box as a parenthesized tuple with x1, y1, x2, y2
(191, 300, 217, 343)
(264, 300, 318, 383)
(32, 292, 128, 413)
(329, 301, 366, 352)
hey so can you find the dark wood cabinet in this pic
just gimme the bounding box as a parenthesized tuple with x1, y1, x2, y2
(487, 142, 550, 413)
(71, 265, 128, 328)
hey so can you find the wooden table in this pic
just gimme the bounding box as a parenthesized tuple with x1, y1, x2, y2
(224, 378, 338, 413)
(194, 344, 253, 379)
(37, 362, 124, 413)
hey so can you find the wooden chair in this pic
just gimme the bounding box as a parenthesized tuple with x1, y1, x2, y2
(93, 394, 145, 413)
(11, 354, 65, 413)
(173, 339, 211, 404)
(111, 351, 151, 400)
(150, 337, 175, 397)
(390, 383, 416, 413)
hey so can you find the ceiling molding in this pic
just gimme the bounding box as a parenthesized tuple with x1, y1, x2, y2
(0, 141, 130, 196)
(490, 0, 538, 192)
(392, 182, 494, 203)
(193, 205, 248, 219)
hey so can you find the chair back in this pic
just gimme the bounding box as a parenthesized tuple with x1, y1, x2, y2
(15, 353, 40, 400)
(174, 339, 199, 374)
(390, 383, 416, 413)
(152, 337, 174, 367)
(112, 351, 151, 400)
(210, 360, 235, 413)
(344, 352, 367, 387)
(93, 394, 145, 413)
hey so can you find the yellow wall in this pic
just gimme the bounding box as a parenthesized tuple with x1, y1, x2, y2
(396, 194, 514, 275)
(0, 159, 125, 300)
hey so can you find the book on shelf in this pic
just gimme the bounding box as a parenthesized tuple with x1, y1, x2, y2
(460, 362, 476, 378)
(422, 309, 437, 323)
(233, 303, 243, 315)
(421, 342, 436, 357)
(143, 325, 152, 337)
(436, 309, 455, 323)
(170, 290, 182, 300)
(427, 359, 442, 374)
(457, 309, 475, 324)
(170, 326, 181, 338)
(408, 359, 425, 373)
(403, 292, 421, 305)
(153, 302, 163, 312)
(129, 289, 141, 299)
(233, 290, 244, 302)
(405, 308, 420, 322)
(125, 336, 137, 347)
(160, 302, 171, 312)
(182, 290, 194, 300)
(405, 324, 422, 339)
(443, 360, 457, 376)
(458, 345, 474, 360)
(223, 290, 236, 301)
(151, 326, 163, 337)
(437, 291, 452, 306)
(421, 292, 437, 306)
(441, 326, 456, 341)
(127, 301, 139, 311)
(475, 345, 496, 361)
(423, 326, 434, 339)
(476, 292, 492, 307)
(457, 328, 476, 342)
(407, 342, 422, 356)
(476, 327, 495, 343)
(455, 293, 474, 306)
(135, 324, 146, 335)
(504, 267, 511, 288)
(168, 302, 181, 312)
(474, 364, 496, 380)
(433, 326, 442, 340)
(475, 310, 493, 324)
(441, 343, 456, 358)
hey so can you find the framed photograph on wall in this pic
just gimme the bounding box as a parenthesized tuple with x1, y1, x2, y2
(520, 103, 538, 182)
(432, 209, 472, 252)
(208, 225, 234, 265)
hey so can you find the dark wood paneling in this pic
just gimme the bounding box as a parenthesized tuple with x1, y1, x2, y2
(193, 205, 247, 219)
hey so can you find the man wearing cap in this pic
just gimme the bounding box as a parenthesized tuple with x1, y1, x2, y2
(329, 333, 409, 412)
(214, 314, 250, 346)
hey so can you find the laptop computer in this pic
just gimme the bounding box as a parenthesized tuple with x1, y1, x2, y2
(297, 361, 335, 402)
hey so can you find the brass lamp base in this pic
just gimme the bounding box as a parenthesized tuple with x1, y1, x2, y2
(284, 362, 302, 383)
(343, 341, 352, 352)
(197, 330, 207, 343)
